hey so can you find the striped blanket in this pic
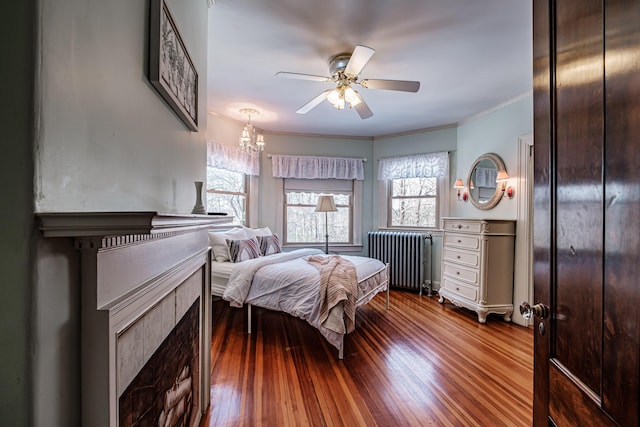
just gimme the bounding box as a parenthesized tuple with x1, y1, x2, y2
(306, 255, 358, 334)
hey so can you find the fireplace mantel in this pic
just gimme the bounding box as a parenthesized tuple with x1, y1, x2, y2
(38, 212, 227, 426)
(39, 211, 231, 237)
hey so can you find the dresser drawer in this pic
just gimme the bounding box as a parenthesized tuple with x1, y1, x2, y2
(443, 262, 479, 285)
(442, 219, 483, 233)
(443, 247, 480, 268)
(443, 233, 480, 251)
(442, 277, 478, 302)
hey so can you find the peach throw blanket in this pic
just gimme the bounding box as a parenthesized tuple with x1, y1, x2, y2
(306, 255, 358, 334)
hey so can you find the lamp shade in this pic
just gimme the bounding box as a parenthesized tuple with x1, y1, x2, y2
(496, 170, 510, 182)
(315, 195, 337, 212)
(454, 179, 465, 188)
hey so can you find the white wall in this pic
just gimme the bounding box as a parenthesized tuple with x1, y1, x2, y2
(32, 1, 209, 426)
(453, 94, 533, 219)
(373, 126, 459, 287)
(35, 0, 208, 213)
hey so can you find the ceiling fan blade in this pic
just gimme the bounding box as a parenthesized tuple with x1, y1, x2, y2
(344, 45, 375, 77)
(359, 79, 420, 92)
(296, 90, 331, 114)
(354, 93, 373, 119)
(276, 72, 331, 82)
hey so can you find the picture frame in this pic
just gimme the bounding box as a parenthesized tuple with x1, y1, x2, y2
(149, 0, 198, 131)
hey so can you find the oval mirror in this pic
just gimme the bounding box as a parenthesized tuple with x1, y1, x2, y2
(466, 153, 507, 210)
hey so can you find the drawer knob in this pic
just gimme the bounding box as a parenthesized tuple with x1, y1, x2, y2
(457, 239, 462, 243)
(456, 287, 460, 291)
(456, 271, 460, 275)
(457, 256, 461, 259)
(457, 224, 462, 229)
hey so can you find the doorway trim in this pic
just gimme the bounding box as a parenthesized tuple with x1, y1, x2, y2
(512, 133, 534, 326)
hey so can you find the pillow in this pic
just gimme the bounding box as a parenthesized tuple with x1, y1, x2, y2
(243, 226, 273, 239)
(208, 228, 247, 262)
(226, 237, 261, 263)
(257, 234, 282, 256)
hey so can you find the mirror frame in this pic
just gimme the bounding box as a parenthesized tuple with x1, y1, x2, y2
(466, 152, 507, 210)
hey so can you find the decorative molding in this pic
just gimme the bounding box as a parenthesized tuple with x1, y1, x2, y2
(457, 90, 533, 126)
(38, 211, 231, 238)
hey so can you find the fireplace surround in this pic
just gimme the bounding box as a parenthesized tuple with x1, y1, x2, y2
(39, 212, 230, 426)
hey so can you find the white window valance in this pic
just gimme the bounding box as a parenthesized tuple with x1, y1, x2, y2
(378, 151, 448, 180)
(271, 155, 365, 180)
(207, 141, 259, 176)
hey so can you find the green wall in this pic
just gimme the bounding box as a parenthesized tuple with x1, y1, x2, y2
(0, 1, 36, 425)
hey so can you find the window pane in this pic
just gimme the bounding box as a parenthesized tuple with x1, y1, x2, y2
(286, 192, 319, 205)
(392, 177, 437, 196)
(285, 190, 351, 244)
(207, 167, 244, 192)
(206, 166, 246, 225)
(391, 198, 436, 227)
(206, 194, 245, 225)
(286, 207, 350, 243)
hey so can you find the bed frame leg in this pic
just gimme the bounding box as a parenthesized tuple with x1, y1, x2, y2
(247, 303, 252, 334)
(339, 337, 344, 360)
(386, 285, 390, 310)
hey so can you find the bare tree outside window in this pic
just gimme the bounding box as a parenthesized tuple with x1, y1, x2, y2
(206, 166, 246, 225)
(285, 192, 351, 244)
(389, 177, 437, 228)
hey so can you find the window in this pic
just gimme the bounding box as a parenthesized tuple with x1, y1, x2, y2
(206, 166, 247, 225)
(389, 177, 438, 228)
(283, 179, 356, 246)
(378, 151, 449, 229)
(285, 192, 351, 244)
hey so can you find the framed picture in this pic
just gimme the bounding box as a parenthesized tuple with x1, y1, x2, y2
(149, 0, 198, 131)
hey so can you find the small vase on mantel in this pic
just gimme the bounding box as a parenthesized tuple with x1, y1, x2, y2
(191, 181, 206, 215)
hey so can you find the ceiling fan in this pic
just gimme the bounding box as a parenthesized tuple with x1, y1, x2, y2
(276, 45, 420, 120)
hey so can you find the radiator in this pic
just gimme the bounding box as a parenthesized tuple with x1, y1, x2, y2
(368, 231, 429, 292)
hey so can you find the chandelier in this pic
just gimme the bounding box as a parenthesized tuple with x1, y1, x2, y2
(239, 108, 265, 153)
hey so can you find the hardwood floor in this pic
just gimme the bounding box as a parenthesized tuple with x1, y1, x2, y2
(201, 290, 533, 426)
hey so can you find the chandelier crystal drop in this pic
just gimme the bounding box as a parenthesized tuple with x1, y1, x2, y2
(239, 108, 265, 153)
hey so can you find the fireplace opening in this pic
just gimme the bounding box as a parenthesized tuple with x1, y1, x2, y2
(119, 298, 200, 427)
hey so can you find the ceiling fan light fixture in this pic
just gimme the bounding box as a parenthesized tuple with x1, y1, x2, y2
(348, 89, 361, 108)
(344, 86, 357, 103)
(277, 44, 419, 120)
(327, 88, 340, 105)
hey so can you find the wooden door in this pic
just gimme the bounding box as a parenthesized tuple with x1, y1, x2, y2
(532, 0, 640, 425)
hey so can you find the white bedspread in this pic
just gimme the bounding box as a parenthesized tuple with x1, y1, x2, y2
(221, 249, 387, 350)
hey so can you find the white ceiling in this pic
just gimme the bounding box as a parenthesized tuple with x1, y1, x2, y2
(206, 0, 532, 138)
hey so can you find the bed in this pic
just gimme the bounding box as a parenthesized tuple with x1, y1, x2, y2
(208, 227, 389, 359)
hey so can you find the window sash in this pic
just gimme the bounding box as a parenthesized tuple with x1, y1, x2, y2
(284, 188, 353, 245)
(206, 166, 249, 225)
(386, 177, 442, 229)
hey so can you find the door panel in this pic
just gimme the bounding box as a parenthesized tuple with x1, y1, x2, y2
(603, 0, 640, 422)
(549, 363, 614, 427)
(531, 0, 551, 424)
(554, 0, 603, 396)
(533, 0, 640, 425)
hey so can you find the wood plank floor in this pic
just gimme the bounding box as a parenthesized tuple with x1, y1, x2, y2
(201, 290, 533, 427)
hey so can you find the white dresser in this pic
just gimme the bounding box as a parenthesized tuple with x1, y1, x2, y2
(438, 218, 516, 323)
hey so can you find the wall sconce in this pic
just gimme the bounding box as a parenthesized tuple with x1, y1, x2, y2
(496, 170, 514, 198)
(454, 179, 467, 201)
